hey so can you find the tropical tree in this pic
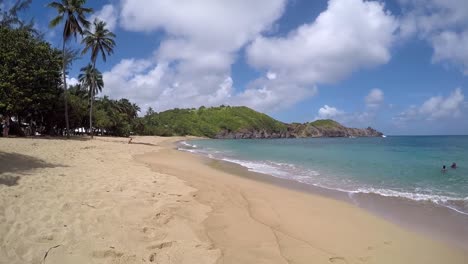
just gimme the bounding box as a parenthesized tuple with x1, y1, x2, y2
(0, 0, 33, 29)
(81, 18, 116, 138)
(78, 63, 103, 134)
(78, 64, 103, 99)
(48, 0, 93, 137)
(0, 26, 62, 135)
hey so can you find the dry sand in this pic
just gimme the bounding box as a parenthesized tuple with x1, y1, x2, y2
(0, 136, 219, 264)
(1, 136, 467, 264)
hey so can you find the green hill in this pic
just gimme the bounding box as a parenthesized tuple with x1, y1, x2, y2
(133, 106, 383, 138)
(134, 106, 288, 138)
(308, 119, 342, 129)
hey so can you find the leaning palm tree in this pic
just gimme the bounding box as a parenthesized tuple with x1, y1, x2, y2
(48, 0, 92, 138)
(82, 18, 116, 138)
(78, 64, 103, 135)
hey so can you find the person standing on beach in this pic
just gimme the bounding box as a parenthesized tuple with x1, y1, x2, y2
(2, 115, 10, 137)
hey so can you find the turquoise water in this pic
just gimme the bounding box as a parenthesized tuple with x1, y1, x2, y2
(180, 136, 468, 215)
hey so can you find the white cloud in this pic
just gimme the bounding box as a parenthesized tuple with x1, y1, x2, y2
(120, 0, 286, 66)
(66, 76, 79, 87)
(247, 0, 398, 85)
(266, 71, 277, 80)
(396, 88, 465, 121)
(365, 88, 384, 108)
(399, 0, 468, 73)
(314, 104, 378, 127)
(102, 58, 316, 113)
(234, 77, 317, 112)
(315, 105, 344, 119)
(92, 4, 118, 31)
(431, 30, 468, 74)
(108, 0, 295, 112)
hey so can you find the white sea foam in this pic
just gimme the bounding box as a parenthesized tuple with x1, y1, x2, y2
(221, 158, 292, 177)
(177, 141, 468, 216)
(180, 141, 197, 148)
(351, 188, 468, 215)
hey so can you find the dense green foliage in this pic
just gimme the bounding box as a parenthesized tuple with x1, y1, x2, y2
(134, 106, 288, 137)
(0, 1, 130, 137)
(60, 86, 140, 137)
(308, 119, 342, 129)
(0, 26, 63, 131)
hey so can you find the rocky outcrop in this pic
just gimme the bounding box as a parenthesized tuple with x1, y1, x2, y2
(215, 121, 383, 139)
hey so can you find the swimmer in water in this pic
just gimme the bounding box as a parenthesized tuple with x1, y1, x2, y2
(442, 165, 447, 173)
(451, 162, 457, 169)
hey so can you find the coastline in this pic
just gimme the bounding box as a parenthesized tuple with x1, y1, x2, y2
(1, 136, 467, 263)
(177, 138, 468, 250)
(136, 138, 468, 263)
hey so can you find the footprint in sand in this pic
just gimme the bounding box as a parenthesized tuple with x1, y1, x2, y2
(154, 210, 174, 225)
(329, 256, 348, 263)
(149, 252, 157, 262)
(147, 241, 174, 250)
(92, 249, 124, 258)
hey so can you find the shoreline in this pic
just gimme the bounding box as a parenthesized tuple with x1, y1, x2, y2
(176, 139, 468, 251)
(136, 138, 468, 263)
(1, 136, 467, 263)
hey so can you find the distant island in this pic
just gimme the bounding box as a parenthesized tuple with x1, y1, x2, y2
(135, 106, 383, 139)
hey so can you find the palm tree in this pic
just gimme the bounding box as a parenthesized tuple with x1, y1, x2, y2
(48, 0, 92, 138)
(78, 64, 103, 98)
(82, 18, 116, 138)
(78, 64, 103, 134)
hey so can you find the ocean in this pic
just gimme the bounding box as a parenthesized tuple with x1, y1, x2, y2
(179, 136, 468, 216)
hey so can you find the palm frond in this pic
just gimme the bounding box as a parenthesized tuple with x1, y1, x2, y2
(49, 15, 63, 28)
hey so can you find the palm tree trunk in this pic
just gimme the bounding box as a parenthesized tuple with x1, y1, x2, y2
(62, 40, 70, 138)
(89, 60, 96, 139)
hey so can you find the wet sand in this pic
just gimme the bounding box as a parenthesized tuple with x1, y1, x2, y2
(205, 154, 468, 252)
(137, 140, 468, 264)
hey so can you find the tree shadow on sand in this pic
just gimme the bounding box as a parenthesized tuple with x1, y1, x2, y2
(0, 152, 61, 186)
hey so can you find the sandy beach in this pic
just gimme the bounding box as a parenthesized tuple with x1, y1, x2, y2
(1, 136, 467, 264)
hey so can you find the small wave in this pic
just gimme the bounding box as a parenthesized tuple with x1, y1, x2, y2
(351, 188, 468, 215)
(221, 158, 293, 177)
(176, 144, 468, 216)
(180, 141, 197, 148)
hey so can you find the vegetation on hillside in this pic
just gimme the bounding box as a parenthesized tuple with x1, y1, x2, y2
(308, 119, 342, 129)
(134, 106, 288, 138)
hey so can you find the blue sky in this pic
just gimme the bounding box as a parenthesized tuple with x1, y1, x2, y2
(15, 0, 468, 134)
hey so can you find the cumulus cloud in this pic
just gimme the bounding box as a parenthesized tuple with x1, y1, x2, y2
(92, 4, 118, 31)
(66, 76, 79, 87)
(365, 88, 384, 108)
(266, 71, 277, 80)
(247, 0, 398, 84)
(106, 0, 294, 112)
(102, 58, 316, 113)
(314, 105, 379, 127)
(431, 30, 468, 74)
(396, 88, 465, 121)
(315, 105, 344, 120)
(99, 0, 402, 113)
(399, 0, 468, 73)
